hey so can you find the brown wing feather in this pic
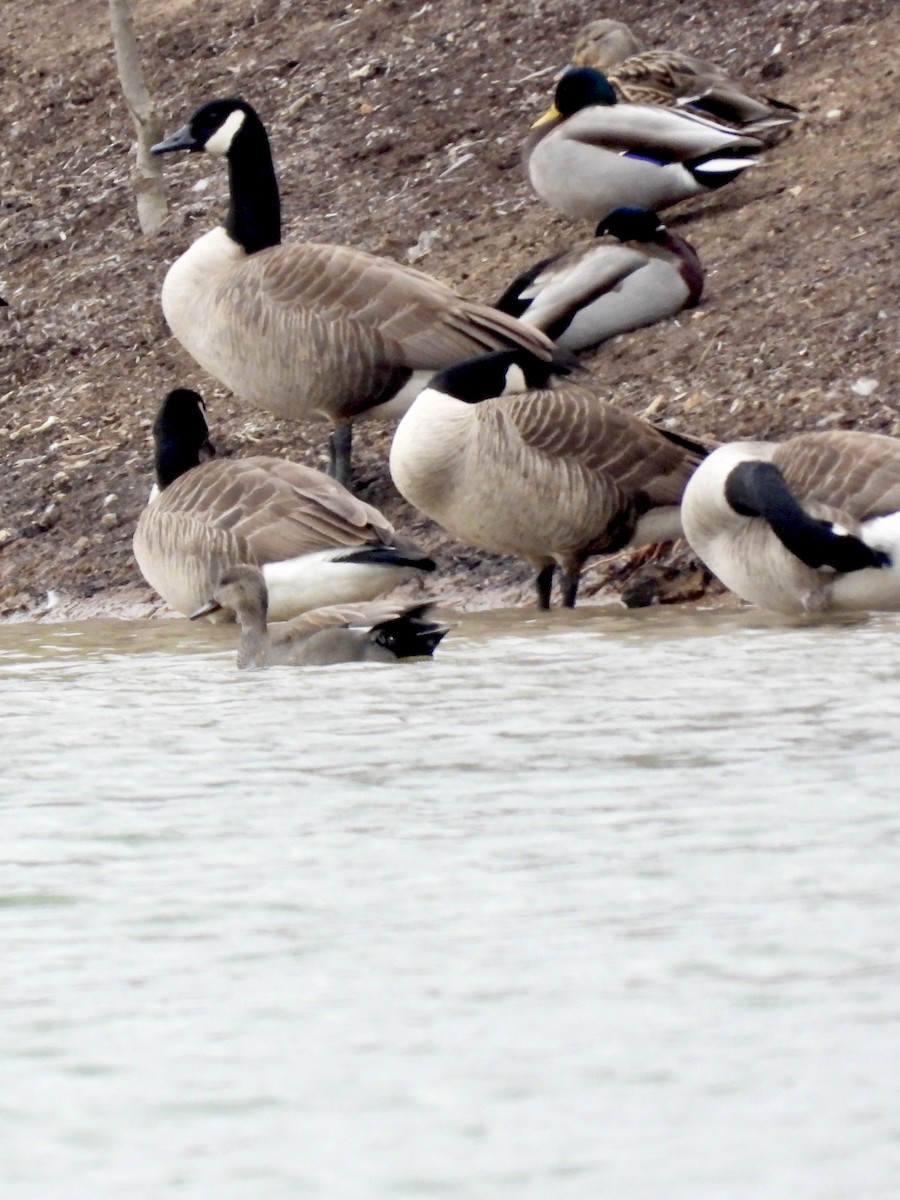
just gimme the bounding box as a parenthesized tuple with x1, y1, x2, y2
(775, 432, 900, 520)
(495, 384, 702, 507)
(153, 457, 399, 562)
(225, 241, 557, 371)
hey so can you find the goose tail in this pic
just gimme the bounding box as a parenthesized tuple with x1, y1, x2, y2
(368, 603, 449, 659)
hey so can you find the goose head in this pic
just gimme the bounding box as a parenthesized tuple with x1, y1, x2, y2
(151, 388, 216, 491)
(151, 98, 264, 159)
(532, 67, 618, 129)
(191, 564, 269, 626)
(595, 206, 666, 242)
(425, 348, 568, 405)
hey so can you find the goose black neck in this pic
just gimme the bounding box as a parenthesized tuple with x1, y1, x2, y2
(155, 436, 204, 490)
(225, 120, 281, 254)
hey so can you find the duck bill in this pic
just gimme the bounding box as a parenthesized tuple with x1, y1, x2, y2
(190, 598, 222, 620)
(530, 104, 561, 129)
(151, 124, 199, 155)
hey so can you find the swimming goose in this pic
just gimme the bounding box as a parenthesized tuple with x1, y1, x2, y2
(523, 67, 764, 225)
(389, 349, 707, 608)
(191, 565, 448, 669)
(681, 433, 900, 613)
(132, 388, 436, 621)
(571, 19, 800, 142)
(151, 98, 562, 487)
(494, 206, 703, 351)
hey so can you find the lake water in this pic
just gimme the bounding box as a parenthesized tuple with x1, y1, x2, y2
(2, 604, 900, 1199)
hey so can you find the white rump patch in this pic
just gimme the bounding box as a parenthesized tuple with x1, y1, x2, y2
(204, 109, 246, 157)
(262, 549, 418, 622)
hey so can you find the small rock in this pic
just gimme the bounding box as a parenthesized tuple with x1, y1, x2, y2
(850, 378, 878, 397)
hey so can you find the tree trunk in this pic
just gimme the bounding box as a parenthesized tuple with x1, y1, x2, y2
(108, 0, 168, 235)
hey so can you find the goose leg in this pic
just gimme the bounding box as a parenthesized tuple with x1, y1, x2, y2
(536, 564, 556, 609)
(328, 422, 354, 490)
(560, 568, 581, 609)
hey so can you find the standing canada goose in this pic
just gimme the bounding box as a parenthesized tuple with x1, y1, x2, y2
(133, 388, 436, 621)
(150, 98, 562, 487)
(571, 19, 800, 142)
(523, 67, 764, 225)
(191, 565, 448, 669)
(681, 434, 900, 614)
(494, 206, 703, 351)
(389, 349, 707, 608)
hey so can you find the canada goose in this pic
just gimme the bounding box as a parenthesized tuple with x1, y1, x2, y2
(389, 349, 707, 608)
(133, 388, 436, 621)
(150, 98, 563, 487)
(681, 433, 900, 614)
(523, 67, 764, 225)
(571, 19, 800, 142)
(191, 565, 448, 669)
(494, 207, 703, 351)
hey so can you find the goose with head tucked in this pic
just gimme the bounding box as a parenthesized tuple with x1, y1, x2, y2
(571, 19, 800, 143)
(523, 67, 765, 225)
(494, 206, 703, 351)
(150, 98, 562, 488)
(681, 432, 900, 614)
(132, 388, 436, 621)
(389, 349, 708, 608)
(191, 565, 448, 669)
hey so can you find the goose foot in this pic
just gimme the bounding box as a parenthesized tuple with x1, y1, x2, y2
(536, 564, 555, 609)
(560, 570, 581, 608)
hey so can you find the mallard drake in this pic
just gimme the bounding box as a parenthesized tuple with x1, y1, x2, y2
(572, 19, 799, 142)
(494, 206, 703, 351)
(151, 98, 561, 487)
(389, 349, 707, 608)
(132, 389, 435, 621)
(191, 565, 448, 669)
(681, 433, 900, 613)
(524, 67, 764, 224)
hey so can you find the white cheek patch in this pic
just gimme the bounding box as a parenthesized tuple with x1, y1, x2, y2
(204, 109, 246, 156)
(503, 364, 527, 394)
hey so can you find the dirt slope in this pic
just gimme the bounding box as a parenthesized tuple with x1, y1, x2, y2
(2, 0, 897, 617)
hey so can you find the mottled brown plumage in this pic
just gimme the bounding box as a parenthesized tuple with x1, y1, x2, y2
(153, 99, 559, 486)
(134, 457, 433, 622)
(390, 351, 706, 607)
(572, 19, 799, 141)
(682, 432, 900, 613)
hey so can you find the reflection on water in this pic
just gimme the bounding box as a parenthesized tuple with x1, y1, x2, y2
(2, 605, 900, 1199)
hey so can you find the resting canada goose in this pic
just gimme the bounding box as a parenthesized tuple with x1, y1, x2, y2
(571, 19, 800, 142)
(132, 388, 436, 621)
(191, 565, 448, 669)
(494, 207, 703, 351)
(389, 349, 707, 608)
(681, 433, 900, 614)
(150, 98, 562, 487)
(523, 67, 764, 224)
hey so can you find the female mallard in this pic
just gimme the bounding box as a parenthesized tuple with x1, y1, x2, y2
(572, 19, 799, 142)
(494, 206, 703, 351)
(524, 67, 764, 224)
(133, 389, 435, 621)
(191, 565, 448, 669)
(389, 349, 707, 608)
(681, 433, 900, 613)
(151, 98, 559, 487)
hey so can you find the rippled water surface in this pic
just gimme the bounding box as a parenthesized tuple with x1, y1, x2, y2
(2, 605, 900, 1199)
